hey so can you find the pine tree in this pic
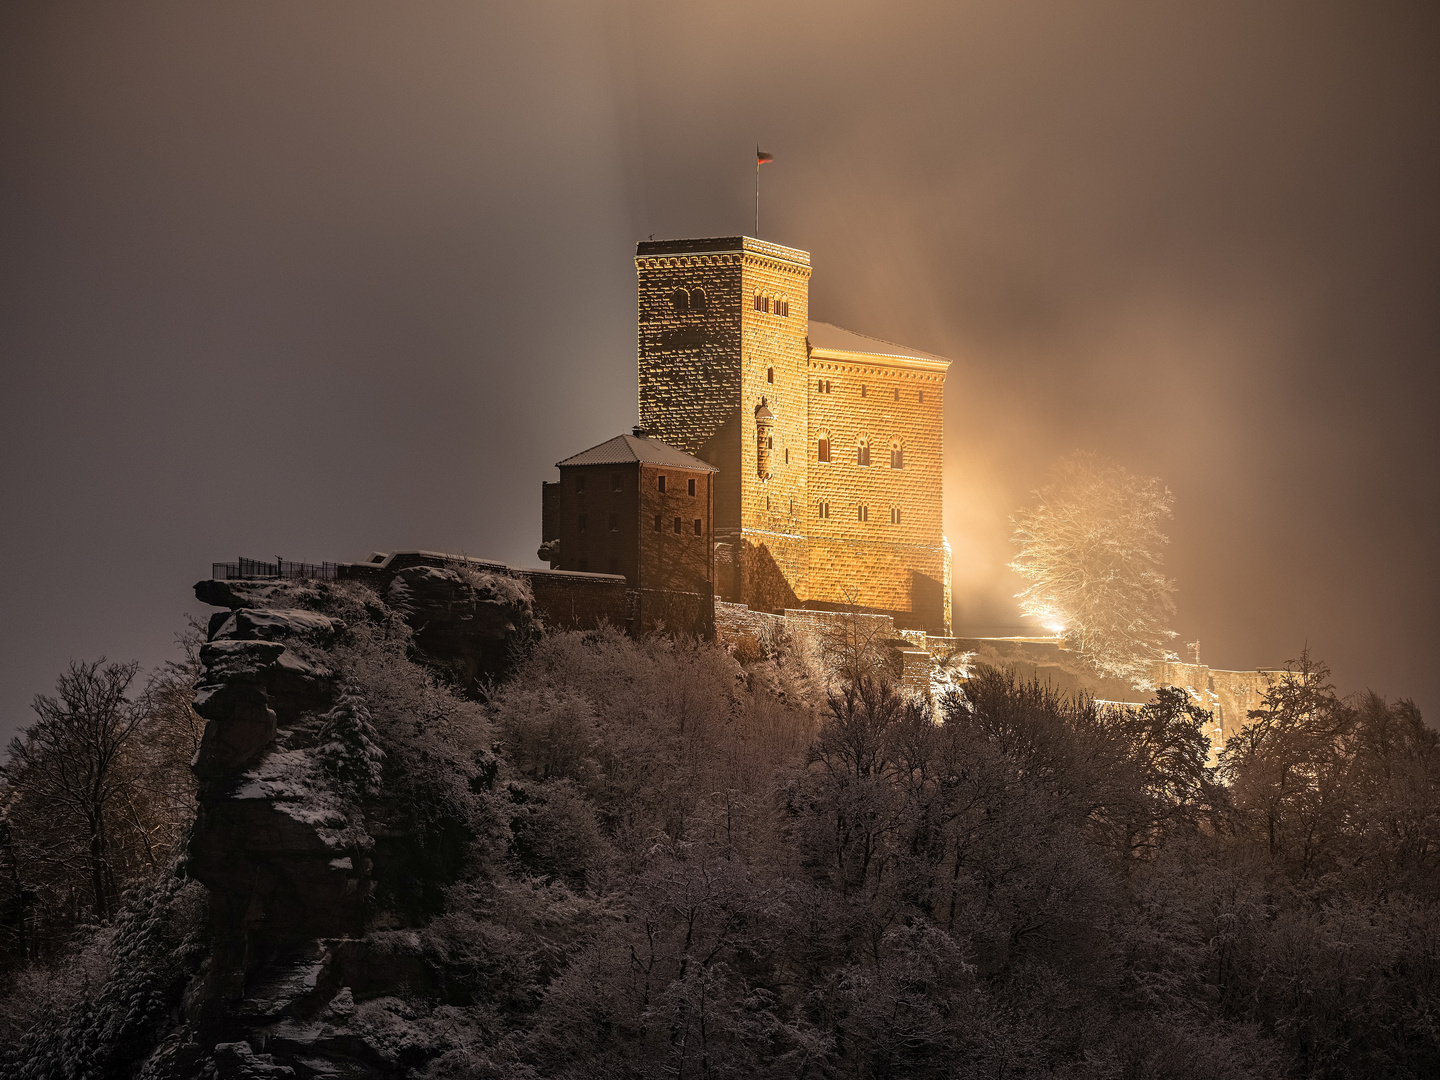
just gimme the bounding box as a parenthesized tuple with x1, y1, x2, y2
(318, 683, 385, 793)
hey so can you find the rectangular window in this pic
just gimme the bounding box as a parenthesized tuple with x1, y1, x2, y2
(894, 387, 900, 401)
(687, 477, 696, 496)
(858, 444, 871, 467)
(890, 448, 904, 469)
(858, 505, 869, 522)
(673, 517, 682, 533)
(817, 438, 830, 463)
(818, 500, 829, 519)
(918, 390, 924, 403)
(890, 508, 901, 524)
(653, 514, 662, 531)
(658, 475, 666, 493)
(608, 513, 619, 532)
(578, 514, 587, 533)
(693, 519, 702, 535)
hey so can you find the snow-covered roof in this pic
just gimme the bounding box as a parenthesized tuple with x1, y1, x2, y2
(807, 321, 952, 368)
(557, 433, 718, 471)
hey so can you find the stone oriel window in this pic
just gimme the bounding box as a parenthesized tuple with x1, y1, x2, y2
(817, 436, 831, 463)
(890, 443, 904, 469)
(687, 477, 696, 496)
(672, 288, 689, 313)
(857, 440, 871, 467)
(658, 474, 666, 492)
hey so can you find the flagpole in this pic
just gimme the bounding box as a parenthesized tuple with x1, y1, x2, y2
(755, 146, 760, 237)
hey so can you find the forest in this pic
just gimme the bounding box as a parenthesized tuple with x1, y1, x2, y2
(0, 574, 1436, 1079)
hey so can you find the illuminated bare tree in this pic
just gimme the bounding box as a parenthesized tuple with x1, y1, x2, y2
(1010, 452, 1178, 687)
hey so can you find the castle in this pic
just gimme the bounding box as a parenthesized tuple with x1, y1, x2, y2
(631, 236, 952, 632)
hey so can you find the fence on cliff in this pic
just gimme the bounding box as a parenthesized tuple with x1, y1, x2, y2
(211, 558, 341, 582)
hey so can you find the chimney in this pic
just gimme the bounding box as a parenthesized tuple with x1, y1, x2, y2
(632, 425, 647, 438)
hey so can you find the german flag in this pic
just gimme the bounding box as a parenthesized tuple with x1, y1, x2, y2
(757, 149, 774, 165)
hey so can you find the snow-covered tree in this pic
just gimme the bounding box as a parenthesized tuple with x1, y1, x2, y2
(1010, 452, 1178, 687)
(318, 683, 385, 793)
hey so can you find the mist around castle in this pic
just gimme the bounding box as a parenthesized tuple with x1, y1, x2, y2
(3, 5, 1439, 1079)
(1, 231, 1436, 1080)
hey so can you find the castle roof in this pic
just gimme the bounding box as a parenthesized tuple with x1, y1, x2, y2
(808, 321, 952, 369)
(556, 433, 718, 471)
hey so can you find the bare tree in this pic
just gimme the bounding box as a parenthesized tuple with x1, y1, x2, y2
(3, 660, 145, 920)
(1010, 451, 1178, 686)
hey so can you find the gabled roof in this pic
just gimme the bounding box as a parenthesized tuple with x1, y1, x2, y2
(808, 320, 952, 369)
(557, 433, 718, 471)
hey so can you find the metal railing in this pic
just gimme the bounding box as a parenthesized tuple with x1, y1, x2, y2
(211, 557, 340, 581)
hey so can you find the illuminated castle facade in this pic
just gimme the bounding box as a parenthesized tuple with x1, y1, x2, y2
(635, 237, 951, 632)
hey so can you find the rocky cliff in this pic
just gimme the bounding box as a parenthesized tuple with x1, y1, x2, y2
(167, 568, 530, 1078)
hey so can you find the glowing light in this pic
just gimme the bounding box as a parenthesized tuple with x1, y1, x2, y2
(1044, 621, 1066, 635)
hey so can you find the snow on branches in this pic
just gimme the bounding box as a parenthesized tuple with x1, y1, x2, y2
(1010, 452, 1178, 688)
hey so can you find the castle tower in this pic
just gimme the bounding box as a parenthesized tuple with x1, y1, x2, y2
(636, 237, 812, 608)
(636, 236, 951, 631)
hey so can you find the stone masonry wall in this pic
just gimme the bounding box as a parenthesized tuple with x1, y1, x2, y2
(806, 353, 948, 629)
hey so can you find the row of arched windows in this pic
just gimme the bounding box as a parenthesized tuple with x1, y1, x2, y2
(816, 377, 924, 402)
(813, 502, 903, 525)
(671, 287, 707, 313)
(815, 436, 905, 468)
(754, 293, 791, 317)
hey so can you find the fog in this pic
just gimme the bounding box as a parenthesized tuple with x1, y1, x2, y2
(2, 1, 1436, 740)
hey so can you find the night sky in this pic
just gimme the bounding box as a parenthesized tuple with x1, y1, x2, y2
(2, 1, 1437, 742)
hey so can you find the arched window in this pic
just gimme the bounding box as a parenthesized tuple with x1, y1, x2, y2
(767, 366, 774, 383)
(890, 443, 904, 469)
(691, 286, 706, 312)
(754, 293, 770, 313)
(672, 288, 689, 313)
(817, 434, 831, 463)
(857, 440, 871, 467)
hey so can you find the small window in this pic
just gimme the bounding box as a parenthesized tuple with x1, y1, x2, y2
(754, 294, 770, 313)
(777, 298, 789, 317)
(918, 390, 924, 403)
(673, 517, 682, 533)
(890, 508, 901, 524)
(578, 514, 587, 533)
(784, 447, 789, 464)
(658, 474, 666, 493)
(894, 387, 900, 401)
(826, 380, 832, 393)
(653, 514, 662, 531)
(817, 437, 831, 463)
(858, 505, 869, 522)
(693, 519, 702, 535)
(890, 446, 904, 469)
(672, 288, 689, 313)
(860, 385, 867, 398)
(691, 286, 706, 312)
(608, 513, 619, 532)
(818, 500, 830, 519)
(576, 474, 586, 493)
(858, 442, 871, 467)
(788, 498, 795, 515)
(687, 477, 696, 496)
(767, 366, 774, 384)
(767, 435, 773, 449)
